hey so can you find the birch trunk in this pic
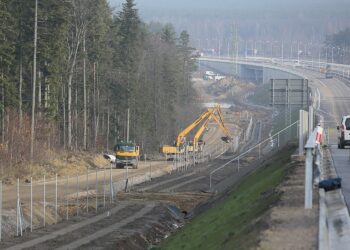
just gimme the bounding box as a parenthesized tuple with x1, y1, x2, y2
(83, 31, 87, 150)
(30, 0, 38, 160)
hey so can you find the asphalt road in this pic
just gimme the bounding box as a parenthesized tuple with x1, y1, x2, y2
(295, 68, 350, 209)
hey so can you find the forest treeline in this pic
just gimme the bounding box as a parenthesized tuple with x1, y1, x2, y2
(0, 0, 198, 170)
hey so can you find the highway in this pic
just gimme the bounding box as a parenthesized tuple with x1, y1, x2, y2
(301, 69, 350, 210)
(202, 56, 350, 211)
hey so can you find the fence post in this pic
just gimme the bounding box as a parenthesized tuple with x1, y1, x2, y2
(103, 167, 106, 208)
(66, 175, 69, 220)
(238, 157, 240, 171)
(76, 174, 79, 216)
(55, 174, 57, 224)
(30, 177, 33, 232)
(110, 163, 114, 203)
(86, 168, 89, 213)
(95, 169, 98, 212)
(149, 162, 152, 180)
(43, 175, 46, 227)
(258, 143, 261, 159)
(16, 178, 19, 236)
(277, 132, 280, 148)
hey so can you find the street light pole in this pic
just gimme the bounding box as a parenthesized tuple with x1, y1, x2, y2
(331, 47, 334, 64)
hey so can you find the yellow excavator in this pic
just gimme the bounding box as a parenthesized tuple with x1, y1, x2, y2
(191, 105, 231, 152)
(160, 105, 232, 156)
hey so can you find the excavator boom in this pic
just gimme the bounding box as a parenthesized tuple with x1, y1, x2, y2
(176, 108, 215, 147)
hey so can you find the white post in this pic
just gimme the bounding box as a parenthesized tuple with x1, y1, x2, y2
(76, 174, 79, 216)
(95, 169, 98, 212)
(66, 175, 69, 220)
(299, 111, 304, 155)
(86, 169, 89, 212)
(16, 178, 19, 236)
(43, 175, 46, 227)
(55, 174, 57, 223)
(103, 167, 106, 208)
(309, 106, 314, 136)
(30, 177, 33, 231)
(110, 163, 114, 202)
(305, 149, 313, 209)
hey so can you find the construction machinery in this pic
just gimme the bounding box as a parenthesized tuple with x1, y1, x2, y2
(114, 142, 140, 168)
(160, 105, 232, 156)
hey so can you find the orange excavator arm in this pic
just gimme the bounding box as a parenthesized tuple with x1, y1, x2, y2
(193, 105, 232, 150)
(211, 108, 232, 138)
(176, 108, 215, 147)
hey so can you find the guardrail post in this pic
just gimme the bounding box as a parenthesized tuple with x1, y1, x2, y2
(305, 148, 313, 209)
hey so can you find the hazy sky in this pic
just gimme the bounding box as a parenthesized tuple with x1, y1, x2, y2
(108, 0, 350, 46)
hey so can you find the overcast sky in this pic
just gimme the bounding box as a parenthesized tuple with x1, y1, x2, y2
(108, 0, 350, 46)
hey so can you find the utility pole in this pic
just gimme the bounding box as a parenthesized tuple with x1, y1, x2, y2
(232, 24, 238, 75)
(30, 0, 38, 161)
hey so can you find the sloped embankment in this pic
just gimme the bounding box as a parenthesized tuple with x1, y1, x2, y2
(154, 145, 297, 250)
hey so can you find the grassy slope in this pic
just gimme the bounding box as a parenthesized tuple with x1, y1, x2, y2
(155, 146, 295, 250)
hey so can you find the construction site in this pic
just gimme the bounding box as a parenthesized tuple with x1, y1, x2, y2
(0, 64, 297, 249)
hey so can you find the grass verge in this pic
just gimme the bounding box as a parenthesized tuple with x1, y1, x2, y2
(154, 145, 296, 250)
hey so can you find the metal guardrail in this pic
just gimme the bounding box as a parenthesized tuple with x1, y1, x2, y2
(209, 120, 299, 190)
(304, 129, 318, 209)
